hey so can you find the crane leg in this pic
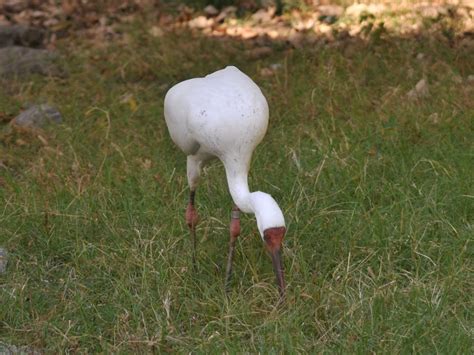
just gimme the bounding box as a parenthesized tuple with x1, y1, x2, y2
(225, 206, 240, 292)
(185, 190, 199, 269)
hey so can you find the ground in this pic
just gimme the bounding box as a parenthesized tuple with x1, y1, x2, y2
(0, 2, 473, 353)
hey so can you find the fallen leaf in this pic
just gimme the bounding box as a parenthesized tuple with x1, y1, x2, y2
(418, 5, 448, 19)
(188, 15, 213, 29)
(260, 67, 274, 77)
(142, 158, 152, 170)
(37, 134, 48, 146)
(345, 4, 369, 18)
(215, 6, 237, 23)
(318, 5, 344, 18)
(251, 7, 275, 23)
(225, 27, 239, 37)
(128, 98, 137, 112)
(148, 26, 163, 37)
(452, 75, 463, 84)
(315, 23, 332, 35)
(407, 79, 429, 99)
(270, 63, 282, 70)
(346, 3, 386, 18)
(120, 93, 138, 112)
(240, 27, 258, 39)
(16, 138, 27, 146)
(266, 29, 279, 39)
(291, 12, 316, 31)
(368, 147, 377, 156)
(429, 112, 440, 124)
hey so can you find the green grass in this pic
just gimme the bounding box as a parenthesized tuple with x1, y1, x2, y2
(1, 22, 473, 352)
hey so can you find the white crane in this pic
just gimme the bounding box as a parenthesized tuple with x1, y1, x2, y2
(164, 66, 286, 297)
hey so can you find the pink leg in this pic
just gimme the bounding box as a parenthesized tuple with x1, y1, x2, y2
(185, 190, 199, 268)
(225, 206, 241, 292)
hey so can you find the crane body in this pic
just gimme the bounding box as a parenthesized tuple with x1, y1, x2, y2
(164, 66, 286, 297)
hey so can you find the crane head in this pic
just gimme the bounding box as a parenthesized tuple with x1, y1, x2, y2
(263, 226, 286, 300)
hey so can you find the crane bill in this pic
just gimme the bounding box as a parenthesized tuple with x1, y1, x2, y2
(264, 226, 286, 299)
(269, 248, 286, 300)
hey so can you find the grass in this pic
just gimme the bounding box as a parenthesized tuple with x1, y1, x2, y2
(1, 18, 473, 352)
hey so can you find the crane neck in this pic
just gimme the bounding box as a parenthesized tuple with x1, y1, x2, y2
(223, 158, 286, 236)
(224, 162, 253, 213)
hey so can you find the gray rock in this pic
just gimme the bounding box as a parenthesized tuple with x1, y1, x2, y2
(0, 25, 46, 48)
(12, 104, 62, 127)
(0, 248, 7, 274)
(0, 46, 61, 77)
(0, 342, 42, 355)
(204, 5, 219, 17)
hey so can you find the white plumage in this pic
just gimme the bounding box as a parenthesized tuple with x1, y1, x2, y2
(164, 66, 287, 297)
(164, 66, 285, 236)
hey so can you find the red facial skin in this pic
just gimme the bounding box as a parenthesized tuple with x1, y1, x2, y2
(263, 226, 286, 253)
